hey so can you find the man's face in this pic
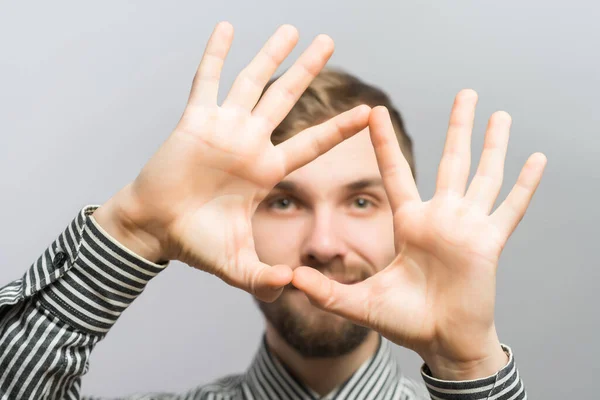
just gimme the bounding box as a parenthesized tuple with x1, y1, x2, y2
(252, 128, 397, 357)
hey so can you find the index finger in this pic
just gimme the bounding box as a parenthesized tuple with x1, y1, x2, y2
(369, 106, 421, 210)
(276, 105, 370, 175)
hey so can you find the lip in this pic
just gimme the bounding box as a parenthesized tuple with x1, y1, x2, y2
(287, 276, 363, 292)
(324, 275, 362, 285)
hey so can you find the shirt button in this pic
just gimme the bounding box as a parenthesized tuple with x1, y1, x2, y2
(52, 251, 68, 268)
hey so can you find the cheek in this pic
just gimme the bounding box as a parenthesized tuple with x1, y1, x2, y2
(344, 213, 396, 271)
(251, 214, 305, 265)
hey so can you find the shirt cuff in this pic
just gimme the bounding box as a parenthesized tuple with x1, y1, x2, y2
(27, 205, 168, 335)
(421, 345, 525, 399)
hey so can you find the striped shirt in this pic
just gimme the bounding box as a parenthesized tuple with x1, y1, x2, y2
(0, 206, 526, 399)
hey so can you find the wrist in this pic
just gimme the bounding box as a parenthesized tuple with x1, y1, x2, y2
(423, 341, 508, 381)
(93, 185, 170, 263)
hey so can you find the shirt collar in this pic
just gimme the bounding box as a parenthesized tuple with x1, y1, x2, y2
(245, 335, 402, 400)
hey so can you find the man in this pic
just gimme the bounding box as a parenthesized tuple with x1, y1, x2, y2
(0, 22, 545, 399)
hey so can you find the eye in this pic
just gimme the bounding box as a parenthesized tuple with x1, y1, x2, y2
(352, 196, 373, 209)
(267, 196, 296, 211)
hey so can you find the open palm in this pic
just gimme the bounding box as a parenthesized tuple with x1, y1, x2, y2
(108, 23, 370, 302)
(293, 91, 547, 367)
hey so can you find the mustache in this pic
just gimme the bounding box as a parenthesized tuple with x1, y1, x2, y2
(287, 262, 372, 290)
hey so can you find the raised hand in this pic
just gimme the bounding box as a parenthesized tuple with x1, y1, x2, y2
(292, 90, 547, 379)
(93, 22, 370, 302)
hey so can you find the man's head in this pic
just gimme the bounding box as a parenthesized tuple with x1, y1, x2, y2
(252, 69, 415, 358)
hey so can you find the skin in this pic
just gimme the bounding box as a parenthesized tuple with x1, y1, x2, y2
(93, 21, 547, 392)
(252, 128, 397, 395)
(293, 103, 547, 380)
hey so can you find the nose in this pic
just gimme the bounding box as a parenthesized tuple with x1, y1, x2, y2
(300, 207, 347, 267)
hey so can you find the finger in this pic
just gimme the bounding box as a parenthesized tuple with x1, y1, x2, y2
(435, 89, 478, 197)
(292, 267, 373, 326)
(222, 25, 299, 111)
(222, 260, 293, 303)
(490, 153, 547, 238)
(253, 34, 335, 129)
(251, 263, 294, 302)
(369, 106, 421, 210)
(188, 22, 234, 107)
(464, 111, 512, 213)
(276, 105, 370, 175)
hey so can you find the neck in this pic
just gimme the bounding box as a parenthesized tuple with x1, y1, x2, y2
(265, 326, 380, 396)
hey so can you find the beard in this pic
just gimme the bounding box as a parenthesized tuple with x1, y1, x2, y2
(257, 285, 371, 358)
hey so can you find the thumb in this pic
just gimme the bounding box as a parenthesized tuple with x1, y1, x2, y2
(247, 262, 293, 303)
(219, 259, 293, 303)
(292, 267, 372, 326)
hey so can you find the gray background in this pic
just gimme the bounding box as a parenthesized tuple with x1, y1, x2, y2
(0, 1, 597, 398)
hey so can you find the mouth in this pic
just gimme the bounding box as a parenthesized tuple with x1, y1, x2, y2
(318, 269, 368, 285)
(326, 276, 363, 285)
(287, 275, 363, 291)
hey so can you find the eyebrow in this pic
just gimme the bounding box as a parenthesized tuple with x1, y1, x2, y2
(344, 177, 384, 191)
(273, 177, 384, 193)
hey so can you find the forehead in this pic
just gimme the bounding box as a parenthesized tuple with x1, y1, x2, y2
(283, 128, 381, 190)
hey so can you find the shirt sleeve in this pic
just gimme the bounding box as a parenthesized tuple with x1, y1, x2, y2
(0, 206, 168, 400)
(420, 344, 526, 399)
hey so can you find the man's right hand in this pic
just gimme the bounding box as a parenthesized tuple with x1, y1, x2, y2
(93, 22, 370, 302)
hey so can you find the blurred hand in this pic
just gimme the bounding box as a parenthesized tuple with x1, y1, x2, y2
(94, 22, 370, 302)
(293, 92, 547, 379)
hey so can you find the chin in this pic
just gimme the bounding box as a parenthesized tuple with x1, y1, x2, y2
(257, 287, 371, 358)
(284, 289, 347, 326)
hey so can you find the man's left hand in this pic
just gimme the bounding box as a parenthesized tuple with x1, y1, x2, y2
(292, 90, 547, 380)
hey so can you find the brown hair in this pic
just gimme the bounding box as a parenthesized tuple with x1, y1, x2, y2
(265, 68, 416, 179)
